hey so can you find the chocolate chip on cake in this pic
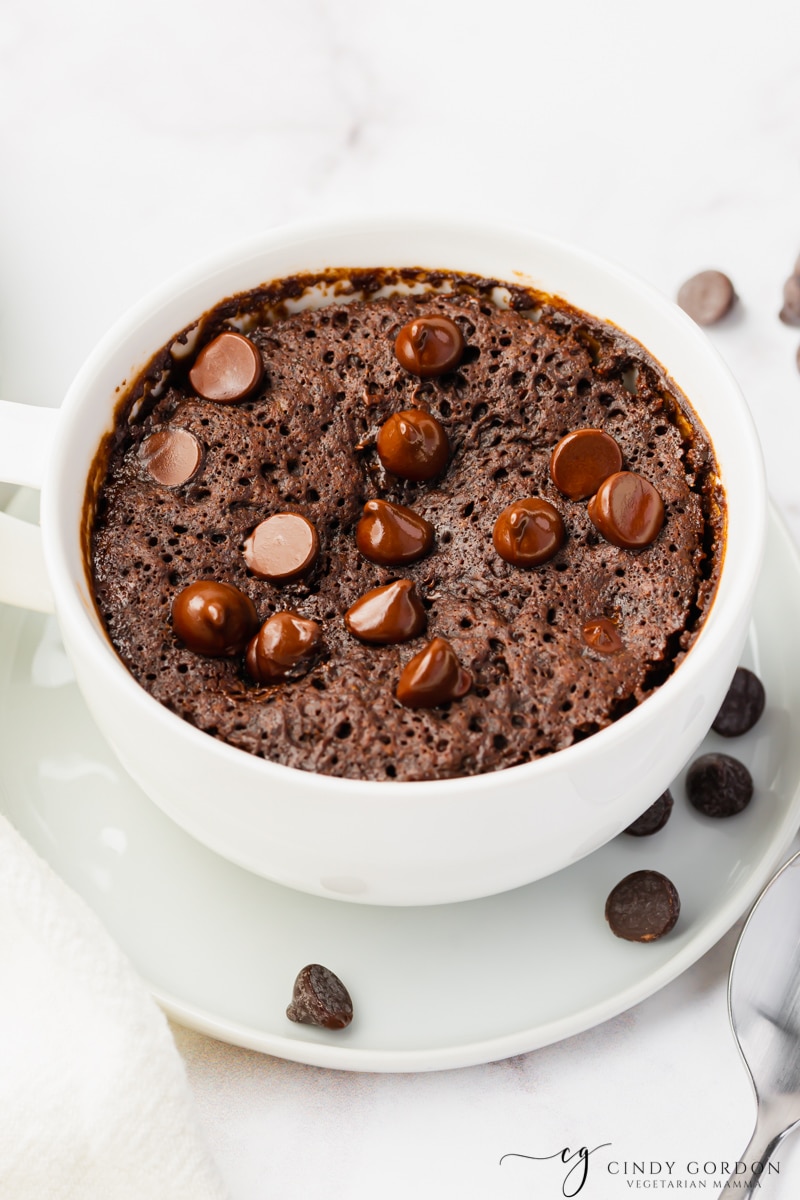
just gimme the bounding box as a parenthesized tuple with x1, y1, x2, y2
(376, 409, 450, 481)
(686, 752, 753, 817)
(624, 790, 674, 836)
(396, 637, 472, 708)
(550, 429, 623, 501)
(582, 616, 624, 655)
(172, 581, 259, 657)
(245, 612, 322, 684)
(605, 869, 681, 941)
(189, 331, 264, 402)
(286, 964, 353, 1030)
(712, 667, 766, 737)
(587, 471, 664, 549)
(243, 513, 320, 583)
(492, 498, 565, 567)
(355, 498, 434, 566)
(345, 580, 426, 644)
(394, 314, 464, 377)
(140, 428, 202, 487)
(677, 270, 736, 326)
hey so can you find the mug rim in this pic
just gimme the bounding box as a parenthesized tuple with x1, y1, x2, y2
(41, 215, 767, 800)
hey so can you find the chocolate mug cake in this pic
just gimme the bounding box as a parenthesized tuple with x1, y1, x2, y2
(87, 267, 724, 782)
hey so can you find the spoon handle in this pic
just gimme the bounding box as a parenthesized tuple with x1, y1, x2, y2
(725, 1105, 797, 1190)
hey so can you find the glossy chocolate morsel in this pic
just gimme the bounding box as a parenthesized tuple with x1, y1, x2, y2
(677, 270, 736, 326)
(243, 513, 320, 583)
(582, 616, 624, 655)
(245, 611, 322, 684)
(139, 428, 202, 487)
(686, 752, 753, 817)
(345, 579, 426, 644)
(712, 666, 766, 737)
(396, 637, 472, 709)
(587, 471, 664, 549)
(376, 409, 450, 481)
(605, 870, 681, 942)
(550, 428, 623, 501)
(492, 497, 565, 567)
(624, 790, 674, 837)
(355, 499, 434, 566)
(172, 580, 259, 657)
(394, 315, 464, 378)
(286, 964, 353, 1030)
(188, 330, 264, 403)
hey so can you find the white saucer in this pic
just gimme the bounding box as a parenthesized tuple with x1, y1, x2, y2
(2, 503, 800, 1073)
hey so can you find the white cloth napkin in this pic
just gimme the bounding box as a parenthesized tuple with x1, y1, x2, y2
(0, 816, 228, 1200)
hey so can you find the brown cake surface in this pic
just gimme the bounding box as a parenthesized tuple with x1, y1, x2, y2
(88, 270, 724, 781)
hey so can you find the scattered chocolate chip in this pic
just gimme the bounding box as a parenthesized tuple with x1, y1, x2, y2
(376, 409, 450, 481)
(139, 428, 202, 487)
(492, 497, 565, 567)
(550, 428, 623, 501)
(677, 270, 736, 326)
(245, 611, 322, 683)
(243, 513, 320, 583)
(396, 637, 472, 708)
(345, 579, 426, 644)
(356, 498, 434, 566)
(779, 273, 800, 326)
(582, 616, 624, 655)
(172, 580, 259, 657)
(605, 870, 681, 941)
(686, 752, 753, 817)
(394, 314, 464, 377)
(712, 666, 766, 737)
(587, 471, 664, 549)
(286, 964, 353, 1030)
(624, 790, 674, 837)
(189, 330, 264, 402)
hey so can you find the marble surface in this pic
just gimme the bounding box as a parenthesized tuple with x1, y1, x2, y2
(2, 0, 800, 1195)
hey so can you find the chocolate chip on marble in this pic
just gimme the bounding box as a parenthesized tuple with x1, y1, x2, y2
(686, 752, 753, 818)
(376, 409, 450, 481)
(395, 637, 472, 708)
(677, 270, 736, 326)
(172, 580, 259, 657)
(243, 513, 320, 583)
(394, 314, 464, 377)
(189, 331, 264, 402)
(587, 471, 664, 550)
(286, 964, 353, 1030)
(245, 611, 322, 684)
(711, 667, 766, 737)
(605, 870, 681, 942)
(550, 429, 623, 501)
(140, 428, 202, 487)
(493, 497, 565, 567)
(624, 790, 674, 837)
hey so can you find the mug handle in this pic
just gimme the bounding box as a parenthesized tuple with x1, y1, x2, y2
(0, 400, 58, 613)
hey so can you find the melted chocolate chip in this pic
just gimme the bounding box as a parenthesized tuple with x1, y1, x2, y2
(712, 667, 766, 737)
(686, 752, 753, 817)
(624, 790, 674, 836)
(677, 270, 736, 326)
(376, 409, 450, 481)
(582, 616, 624, 655)
(243, 513, 320, 583)
(286, 964, 353, 1030)
(189, 331, 264, 403)
(355, 499, 434, 566)
(172, 581, 259, 657)
(492, 497, 565, 567)
(550, 428, 623, 500)
(345, 579, 426, 644)
(245, 611, 322, 683)
(605, 870, 681, 941)
(395, 637, 472, 708)
(394, 315, 464, 377)
(140, 428, 202, 487)
(587, 471, 665, 549)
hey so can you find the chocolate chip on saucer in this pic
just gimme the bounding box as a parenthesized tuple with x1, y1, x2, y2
(624, 790, 674, 837)
(286, 964, 353, 1030)
(686, 752, 753, 817)
(605, 869, 681, 941)
(677, 270, 736, 326)
(712, 667, 766, 737)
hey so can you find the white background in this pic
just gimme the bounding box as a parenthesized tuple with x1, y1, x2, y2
(2, 1, 800, 1196)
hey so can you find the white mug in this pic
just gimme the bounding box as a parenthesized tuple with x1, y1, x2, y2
(0, 218, 767, 905)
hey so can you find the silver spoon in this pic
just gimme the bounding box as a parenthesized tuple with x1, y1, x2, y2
(725, 848, 800, 1190)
